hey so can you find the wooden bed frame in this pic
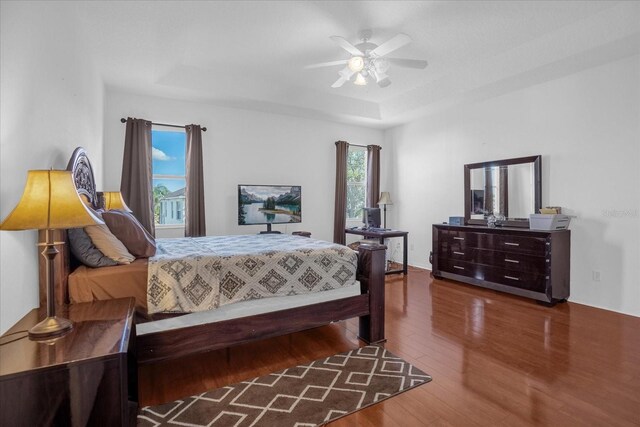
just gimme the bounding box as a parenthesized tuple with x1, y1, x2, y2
(40, 147, 387, 365)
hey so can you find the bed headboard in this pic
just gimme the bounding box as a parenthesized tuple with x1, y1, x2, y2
(38, 147, 99, 307)
(66, 147, 100, 210)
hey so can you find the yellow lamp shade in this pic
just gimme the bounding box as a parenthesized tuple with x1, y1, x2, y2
(0, 170, 103, 231)
(101, 191, 132, 212)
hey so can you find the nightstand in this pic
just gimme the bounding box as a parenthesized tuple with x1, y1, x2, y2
(0, 298, 137, 426)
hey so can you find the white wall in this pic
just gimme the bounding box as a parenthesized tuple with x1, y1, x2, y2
(0, 3, 105, 333)
(103, 90, 386, 242)
(386, 54, 640, 316)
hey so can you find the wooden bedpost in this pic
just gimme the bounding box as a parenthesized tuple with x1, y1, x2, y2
(357, 243, 387, 344)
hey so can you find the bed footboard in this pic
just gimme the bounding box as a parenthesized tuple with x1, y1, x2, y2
(136, 243, 387, 365)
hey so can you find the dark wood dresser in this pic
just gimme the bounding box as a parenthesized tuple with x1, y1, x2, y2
(432, 224, 570, 305)
(0, 298, 137, 426)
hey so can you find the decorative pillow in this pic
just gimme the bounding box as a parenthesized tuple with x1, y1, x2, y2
(67, 227, 118, 268)
(84, 214, 135, 264)
(101, 209, 156, 258)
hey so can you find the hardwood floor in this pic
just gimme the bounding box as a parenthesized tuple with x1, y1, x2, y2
(139, 267, 640, 426)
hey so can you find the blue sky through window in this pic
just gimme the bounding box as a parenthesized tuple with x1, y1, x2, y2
(152, 130, 186, 192)
(152, 130, 186, 176)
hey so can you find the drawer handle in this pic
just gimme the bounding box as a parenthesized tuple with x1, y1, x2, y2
(504, 275, 520, 281)
(505, 259, 519, 264)
(453, 266, 465, 270)
(453, 251, 465, 255)
(453, 237, 465, 241)
(504, 242, 520, 246)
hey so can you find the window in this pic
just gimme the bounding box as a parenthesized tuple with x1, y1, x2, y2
(346, 146, 367, 220)
(152, 129, 186, 226)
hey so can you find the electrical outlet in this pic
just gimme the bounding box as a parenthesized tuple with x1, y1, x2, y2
(410, 244, 415, 251)
(592, 271, 601, 282)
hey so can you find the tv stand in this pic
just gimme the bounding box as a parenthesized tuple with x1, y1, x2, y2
(259, 223, 281, 234)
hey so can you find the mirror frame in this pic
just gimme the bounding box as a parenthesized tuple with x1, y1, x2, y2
(464, 155, 542, 228)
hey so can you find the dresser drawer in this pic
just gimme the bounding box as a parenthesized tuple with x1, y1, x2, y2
(476, 250, 547, 272)
(439, 246, 547, 272)
(440, 259, 547, 293)
(475, 233, 548, 255)
(483, 267, 547, 293)
(440, 230, 479, 246)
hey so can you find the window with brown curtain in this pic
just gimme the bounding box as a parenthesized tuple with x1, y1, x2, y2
(121, 117, 154, 236)
(333, 141, 349, 244)
(334, 142, 382, 245)
(124, 121, 206, 237)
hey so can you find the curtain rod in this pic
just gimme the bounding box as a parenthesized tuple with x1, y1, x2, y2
(335, 141, 382, 150)
(120, 118, 207, 132)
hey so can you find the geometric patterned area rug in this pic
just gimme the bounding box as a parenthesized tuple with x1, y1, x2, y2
(138, 345, 432, 426)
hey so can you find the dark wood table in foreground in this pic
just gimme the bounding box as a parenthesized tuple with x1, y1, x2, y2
(346, 227, 409, 275)
(0, 298, 137, 427)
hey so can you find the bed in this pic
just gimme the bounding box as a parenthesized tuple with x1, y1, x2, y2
(39, 147, 386, 365)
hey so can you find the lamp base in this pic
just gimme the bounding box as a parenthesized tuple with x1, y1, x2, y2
(28, 316, 73, 340)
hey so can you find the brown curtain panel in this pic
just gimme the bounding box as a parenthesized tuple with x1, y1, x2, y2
(484, 167, 494, 215)
(185, 125, 206, 237)
(499, 166, 509, 217)
(333, 141, 349, 245)
(120, 117, 154, 236)
(366, 145, 381, 208)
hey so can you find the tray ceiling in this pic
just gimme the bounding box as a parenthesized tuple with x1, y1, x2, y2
(69, 1, 640, 128)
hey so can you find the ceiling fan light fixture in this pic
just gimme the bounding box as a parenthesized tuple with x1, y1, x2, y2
(354, 72, 367, 86)
(311, 31, 427, 89)
(348, 56, 365, 72)
(374, 58, 390, 74)
(377, 76, 391, 88)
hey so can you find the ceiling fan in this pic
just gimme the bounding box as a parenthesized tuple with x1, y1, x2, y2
(305, 30, 428, 88)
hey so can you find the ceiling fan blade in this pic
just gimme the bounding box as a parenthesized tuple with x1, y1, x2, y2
(331, 66, 355, 88)
(331, 76, 348, 88)
(330, 36, 364, 56)
(304, 60, 349, 70)
(370, 33, 412, 57)
(387, 58, 428, 69)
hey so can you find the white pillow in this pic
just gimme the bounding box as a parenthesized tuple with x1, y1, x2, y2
(84, 223, 135, 264)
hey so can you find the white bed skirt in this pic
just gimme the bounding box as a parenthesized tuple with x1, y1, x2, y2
(137, 283, 361, 335)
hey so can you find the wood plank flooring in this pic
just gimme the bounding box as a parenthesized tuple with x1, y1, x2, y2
(139, 267, 640, 426)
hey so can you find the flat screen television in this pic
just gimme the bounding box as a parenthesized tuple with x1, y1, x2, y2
(238, 185, 301, 233)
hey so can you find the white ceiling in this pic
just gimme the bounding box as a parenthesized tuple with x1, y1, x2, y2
(67, 1, 640, 128)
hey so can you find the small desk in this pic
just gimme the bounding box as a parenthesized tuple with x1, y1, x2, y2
(345, 228, 409, 275)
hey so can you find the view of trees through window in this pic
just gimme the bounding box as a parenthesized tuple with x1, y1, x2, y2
(151, 129, 186, 226)
(346, 147, 367, 220)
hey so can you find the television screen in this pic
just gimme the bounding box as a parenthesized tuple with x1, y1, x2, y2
(238, 185, 301, 226)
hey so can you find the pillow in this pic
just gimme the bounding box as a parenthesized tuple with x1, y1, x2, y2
(101, 210, 156, 258)
(67, 227, 118, 268)
(84, 214, 135, 264)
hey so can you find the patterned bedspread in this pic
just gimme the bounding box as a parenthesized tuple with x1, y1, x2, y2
(147, 234, 358, 314)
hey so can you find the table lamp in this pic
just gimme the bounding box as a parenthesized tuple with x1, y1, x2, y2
(0, 170, 103, 339)
(378, 191, 393, 229)
(99, 191, 132, 211)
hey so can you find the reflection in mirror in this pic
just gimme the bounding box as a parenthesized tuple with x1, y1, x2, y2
(464, 155, 541, 228)
(469, 163, 535, 219)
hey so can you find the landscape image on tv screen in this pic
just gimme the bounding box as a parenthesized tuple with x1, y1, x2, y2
(238, 185, 301, 225)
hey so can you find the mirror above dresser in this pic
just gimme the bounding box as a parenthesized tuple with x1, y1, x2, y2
(464, 155, 542, 228)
